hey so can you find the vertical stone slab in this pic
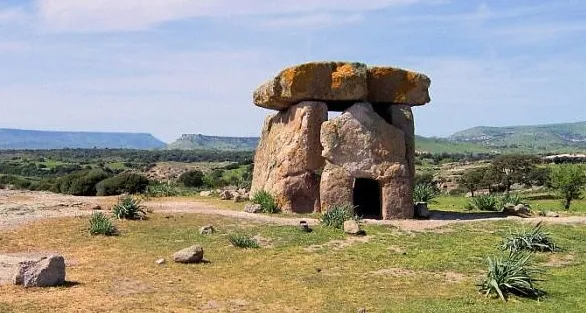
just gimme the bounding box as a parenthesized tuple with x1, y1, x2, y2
(390, 105, 415, 189)
(381, 164, 414, 219)
(250, 101, 327, 213)
(320, 162, 354, 212)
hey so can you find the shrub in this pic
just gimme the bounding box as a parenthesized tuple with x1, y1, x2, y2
(549, 164, 586, 210)
(96, 173, 149, 196)
(177, 170, 204, 187)
(112, 195, 147, 220)
(88, 212, 117, 236)
(251, 190, 279, 213)
(479, 251, 544, 301)
(58, 169, 111, 196)
(321, 203, 354, 229)
(144, 183, 180, 198)
(413, 183, 439, 203)
(501, 222, 557, 253)
(498, 193, 524, 208)
(228, 234, 259, 248)
(469, 194, 499, 211)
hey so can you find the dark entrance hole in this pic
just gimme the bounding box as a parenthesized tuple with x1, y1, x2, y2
(353, 178, 382, 219)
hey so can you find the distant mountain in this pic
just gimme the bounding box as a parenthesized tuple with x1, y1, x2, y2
(167, 134, 259, 151)
(448, 121, 586, 153)
(0, 128, 166, 150)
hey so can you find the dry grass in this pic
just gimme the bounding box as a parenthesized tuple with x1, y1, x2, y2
(1, 214, 585, 312)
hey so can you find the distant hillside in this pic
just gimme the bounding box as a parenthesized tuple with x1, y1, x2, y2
(414, 136, 494, 154)
(448, 121, 586, 153)
(167, 134, 259, 151)
(0, 128, 166, 150)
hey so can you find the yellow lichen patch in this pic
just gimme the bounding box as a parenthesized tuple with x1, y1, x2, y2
(367, 66, 429, 104)
(331, 63, 356, 90)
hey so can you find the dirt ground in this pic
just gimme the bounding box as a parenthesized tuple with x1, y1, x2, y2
(1, 189, 586, 233)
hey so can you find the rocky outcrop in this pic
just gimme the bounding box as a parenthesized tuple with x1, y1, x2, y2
(250, 101, 327, 213)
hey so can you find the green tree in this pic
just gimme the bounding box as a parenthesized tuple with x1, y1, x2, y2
(488, 154, 540, 193)
(459, 167, 486, 197)
(549, 164, 586, 210)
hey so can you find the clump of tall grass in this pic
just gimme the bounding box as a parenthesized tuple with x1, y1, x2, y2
(228, 234, 260, 248)
(321, 203, 355, 229)
(88, 212, 117, 236)
(251, 190, 279, 213)
(501, 222, 557, 253)
(112, 195, 147, 220)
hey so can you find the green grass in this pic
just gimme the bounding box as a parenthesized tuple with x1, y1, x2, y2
(2, 213, 586, 312)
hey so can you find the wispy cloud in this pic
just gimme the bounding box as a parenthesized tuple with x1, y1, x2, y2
(36, 0, 418, 32)
(258, 13, 363, 29)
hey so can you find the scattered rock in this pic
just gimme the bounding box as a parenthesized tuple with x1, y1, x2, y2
(344, 220, 364, 235)
(244, 203, 262, 214)
(233, 194, 245, 203)
(199, 225, 215, 235)
(155, 258, 166, 265)
(173, 245, 204, 264)
(545, 211, 560, 218)
(357, 308, 367, 313)
(11, 255, 66, 287)
(503, 203, 532, 217)
(219, 190, 233, 200)
(414, 202, 431, 219)
(299, 220, 312, 233)
(199, 191, 212, 197)
(88, 204, 102, 211)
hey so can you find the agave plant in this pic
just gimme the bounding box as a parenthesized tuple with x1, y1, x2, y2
(228, 234, 260, 248)
(88, 212, 117, 236)
(413, 183, 439, 203)
(480, 251, 544, 301)
(498, 193, 525, 209)
(251, 190, 280, 213)
(469, 194, 499, 211)
(501, 222, 557, 253)
(112, 195, 147, 220)
(320, 203, 355, 229)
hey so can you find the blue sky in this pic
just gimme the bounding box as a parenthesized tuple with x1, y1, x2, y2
(0, 0, 585, 142)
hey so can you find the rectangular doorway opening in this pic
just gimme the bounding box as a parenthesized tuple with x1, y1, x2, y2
(353, 178, 382, 219)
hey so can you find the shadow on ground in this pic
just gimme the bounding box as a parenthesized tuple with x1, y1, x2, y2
(428, 210, 508, 221)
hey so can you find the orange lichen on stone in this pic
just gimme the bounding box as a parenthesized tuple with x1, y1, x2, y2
(331, 63, 356, 90)
(367, 67, 430, 105)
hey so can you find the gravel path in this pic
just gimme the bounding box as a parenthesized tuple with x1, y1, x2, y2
(1, 189, 585, 232)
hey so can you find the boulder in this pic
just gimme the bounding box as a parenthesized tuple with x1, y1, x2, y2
(390, 105, 415, 187)
(253, 62, 368, 110)
(244, 203, 262, 213)
(343, 220, 363, 235)
(9, 254, 66, 287)
(414, 202, 431, 219)
(503, 203, 532, 217)
(367, 66, 431, 105)
(173, 245, 204, 264)
(320, 162, 354, 211)
(250, 101, 327, 213)
(199, 225, 215, 235)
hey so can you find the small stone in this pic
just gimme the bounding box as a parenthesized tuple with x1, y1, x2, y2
(357, 308, 367, 313)
(155, 258, 166, 265)
(343, 220, 363, 235)
(173, 245, 204, 264)
(89, 205, 102, 211)
(199, 225, 215, 235)
(233, 194, 245, 203)
(244, 203, 262, 214)
(503, 203, 532, 217)
(545, 211, 560, 218)
(199, 191, 212, 197)
(299, 220, 311, 233)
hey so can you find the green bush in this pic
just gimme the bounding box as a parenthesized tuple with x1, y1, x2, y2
(0, 175, 33, 189)
(144, 183, 181, 198)
(177, 170, 204, 187)
(413, 183, 439, 203)
(228, 234, 259, 248)
(112, 195, 147, 220)
(88, 212, 117, 236)
(469, 194, 499, 211)
(501, 222, 557, 253)
(96, 173, 149, 196)
(251, 190, 279, 213)
(56, 169, 111, 196)
(321, 203, 354, 229)
(479, 251, 544, 301)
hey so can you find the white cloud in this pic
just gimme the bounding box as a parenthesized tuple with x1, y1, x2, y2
(259, 13, 363, 29)
(36, 0, 418, 32)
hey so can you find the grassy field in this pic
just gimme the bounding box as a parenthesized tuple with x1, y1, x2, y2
(1, 212, 585, 312)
